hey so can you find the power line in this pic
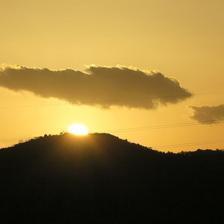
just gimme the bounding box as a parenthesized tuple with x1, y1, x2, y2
(103, 121, 224, 134)
(152, 139, 224, 149)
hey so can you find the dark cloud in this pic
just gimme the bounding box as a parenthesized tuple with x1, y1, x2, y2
(0, 66, 191, 109)
(192, 105, 224, 124)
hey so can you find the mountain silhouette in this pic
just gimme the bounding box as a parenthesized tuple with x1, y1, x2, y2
(0, 133, 224, 224)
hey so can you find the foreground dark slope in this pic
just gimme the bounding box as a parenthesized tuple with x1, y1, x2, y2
(0, 133, 224, 223)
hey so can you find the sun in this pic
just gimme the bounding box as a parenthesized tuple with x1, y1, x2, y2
(67, 123, 89, 136)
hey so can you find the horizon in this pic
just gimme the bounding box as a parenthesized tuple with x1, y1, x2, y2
(1, 131, 224, 153)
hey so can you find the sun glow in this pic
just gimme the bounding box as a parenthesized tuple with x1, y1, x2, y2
(67, 123, 89, 136)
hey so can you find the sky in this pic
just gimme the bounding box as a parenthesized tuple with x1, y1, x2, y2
(0, 0, 224, 151)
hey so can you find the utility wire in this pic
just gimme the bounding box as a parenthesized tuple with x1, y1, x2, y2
(153, 139, 224, 149)
(103, 121, 224, 134)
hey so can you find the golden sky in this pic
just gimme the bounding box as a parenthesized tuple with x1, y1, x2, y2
(0, 0, 224, 151)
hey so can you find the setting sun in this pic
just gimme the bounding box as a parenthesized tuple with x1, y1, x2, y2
(67, 124, 89, 136)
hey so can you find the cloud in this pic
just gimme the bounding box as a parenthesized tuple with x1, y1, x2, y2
(0, 66, 192, 109)
(192, 105, 224, 124)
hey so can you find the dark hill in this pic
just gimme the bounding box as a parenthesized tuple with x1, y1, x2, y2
(0, 133, 224, 224)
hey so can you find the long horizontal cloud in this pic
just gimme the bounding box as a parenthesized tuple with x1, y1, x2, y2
(192, 105, 224, 124)
(0, 66, 191, 109)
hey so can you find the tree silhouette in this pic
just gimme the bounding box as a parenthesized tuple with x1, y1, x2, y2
(0, 133, 223, 223)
